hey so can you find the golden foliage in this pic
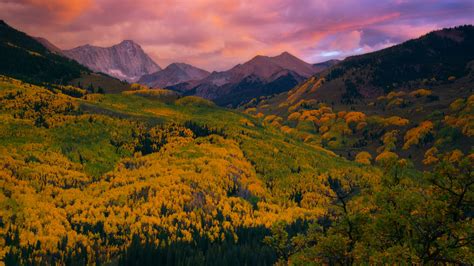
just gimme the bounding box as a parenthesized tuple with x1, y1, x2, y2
(287, 112, 301, 121)
(403, 121, 434, 150)
(375, 151, 399, 165)
(355, 151, 372, 165)
(409, 88, 432, 98)
(379, 130, 399, 152)
(423, 147, 439, 165)
(240, 118, 255, 127)
(130, 83, 150, 90)
(386, 91, 406, 99)
(445, 149, 464, 163)
(123, 88, 178, 99)
(0, 78, 79, 128)
(263, 115, 283, 126)
(449, 98, 465, 112)
(344, 112, 366, 130)
(384, 116, 409, 127)
(387, 97, 406, 109)
(280, 126, 293, 134)
(244, 107, 257, 115)
(444, 95, 474, 137)
(175, 96, 215, 107)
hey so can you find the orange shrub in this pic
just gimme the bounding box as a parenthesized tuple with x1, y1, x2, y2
(379, 130, 399, 152)
(375, 151, 399, 165)
(409, 89, 432, 98)
(344, 112, 366, 130)
(384, 116, 409, 127)
(403, 121, 434, 150)
(355, 151, 372, 165)
(386, 91, 406, 99)
(287, 112, 301, 121)
(423, 147, 439, 165)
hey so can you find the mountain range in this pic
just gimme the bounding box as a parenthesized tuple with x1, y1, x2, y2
(3, 19, 472, 110)
(4, 21, 336, 104)
(138, 63, 210, 88)
(62, 40, 330, 106)
(63, 40, 161, 82)
(168, 52, 324, 106)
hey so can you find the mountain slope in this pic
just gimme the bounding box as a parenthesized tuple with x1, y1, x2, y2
(34, 37, 64, 55)
(170, 52, 317, 106)
(0, 20, 89, 84)
(303, 25, 474, 104)
(312, 59, 340, 72)
(253, 25, 474, 115)
(0, 75, 370, 264)
(63, 40, 161, 82)
(138, 62, 209, 88)
(270, 51, 317, 77)
(248, 25, 474, 169)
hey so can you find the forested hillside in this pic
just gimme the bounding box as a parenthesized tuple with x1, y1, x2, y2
(0, 74, 471, 264)
(247, 26, 474, 169)
(295, 25, 473, 102)
(0, 20, 131, 93)
(0, 76, 366, 264)
(0, 21, 88, 84)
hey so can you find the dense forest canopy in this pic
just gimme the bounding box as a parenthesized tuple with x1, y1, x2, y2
(0, 74, 472, 265)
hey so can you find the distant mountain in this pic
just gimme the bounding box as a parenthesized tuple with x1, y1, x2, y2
(0, 20, 89, 84)
(63, 40, 161, 82)
(170, 52, 317, 106)
(139, 63, 209, 88)
(312, 59, 340, 72)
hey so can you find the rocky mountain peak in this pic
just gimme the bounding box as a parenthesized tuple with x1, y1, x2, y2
(63, 40, 161, 82)
(138, 62, 209, 88)
(118, 40, 140, 48)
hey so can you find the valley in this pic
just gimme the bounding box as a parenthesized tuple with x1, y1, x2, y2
(0, 10, 472, 266)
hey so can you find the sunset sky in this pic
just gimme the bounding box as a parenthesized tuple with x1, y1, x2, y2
(1, 0, 473, 71)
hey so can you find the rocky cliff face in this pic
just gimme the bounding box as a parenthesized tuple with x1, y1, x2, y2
(139, 63, 209, 88)
(63, 40, 160, 82)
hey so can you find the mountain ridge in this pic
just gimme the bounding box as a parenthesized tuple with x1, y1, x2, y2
(138, 62, 209, 88)
(312, 59, 340, 72)
(34, 37, 64, 55)
(168, 51, 319, 106)
(0, 20, 89, 84)
(272, 25, 474, 106)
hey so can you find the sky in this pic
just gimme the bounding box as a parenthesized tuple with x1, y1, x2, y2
(1, 0, 473, 71)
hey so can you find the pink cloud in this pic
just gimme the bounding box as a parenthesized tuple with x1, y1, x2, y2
(0, 0, 473, 71)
